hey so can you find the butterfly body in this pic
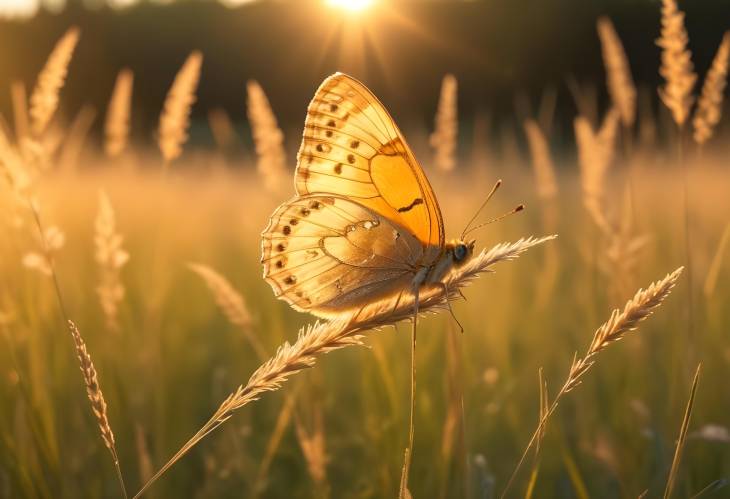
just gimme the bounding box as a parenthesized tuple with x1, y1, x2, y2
(419, 239, 475, 286)
(261, 73, 473, 318)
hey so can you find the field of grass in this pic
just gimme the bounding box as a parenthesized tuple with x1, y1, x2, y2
(2, 3, 730, 498)
(1, 152, 729, 498)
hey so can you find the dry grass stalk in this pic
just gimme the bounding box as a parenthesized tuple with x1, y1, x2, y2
(11, 81, 29, 141)
(105, 68, 134, 158)
(566, 78, 599, 128)
(664, 363, 702, 499)
(25, 200, 128, 498)
(0, 131, 33, 195)
(692, 32, 730, 145)
(133, 235, 555, 498)
(58, 104, 96, 171)
(294, 402, 329, 492)
(565, 267, 682, 392)
(597, 17, 637, 127)
(158, 51, 203, 163)
(638, 86, 658, 150)
(501, 267, 684, 498)
(23, 225, 66, 277)
(523, 119, 557, 200)
(95, 191, 129, 331)
(15, 123, 63, 172)
(703, 222, 730, 297)
(657, 0, 696, 127)
(430, 73, 458, 172)
(247, 80, 287, 191)
(0, 128, 34, 232)
(187, 263, 266, 359)
(688, 479, 729, 497)
(187, 263, 251, 327)
(251, 392, 298, 497)
(536, 368, 549, 453)
(604, 185, 650, 299)
(68, 319, 127, 498)
(67, 319, 116, 451)
(439, 390, 460, 473)
(135, 425, 154, 487)
(208, 108, 237, 151)
(574, 109, 620, 235)
(439, 325, 462, 476)
(524, 368, 549, 499)
(29, 27, 80, 137)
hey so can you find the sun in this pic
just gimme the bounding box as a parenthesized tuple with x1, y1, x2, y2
(325, 0, 375, 13)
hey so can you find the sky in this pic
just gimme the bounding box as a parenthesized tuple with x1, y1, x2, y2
(0, 0, 260, 19)
(0, 0, 426, 20)
(1, 0, 727, 149)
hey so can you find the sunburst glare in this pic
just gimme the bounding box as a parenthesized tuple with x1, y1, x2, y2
(325, 0, 374, 13)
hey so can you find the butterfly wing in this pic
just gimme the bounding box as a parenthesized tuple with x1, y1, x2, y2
(261, 194, 421, 318)
(296, 73, 445, 257)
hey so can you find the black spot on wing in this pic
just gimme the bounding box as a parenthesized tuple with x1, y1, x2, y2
(397, 198, 424, 213)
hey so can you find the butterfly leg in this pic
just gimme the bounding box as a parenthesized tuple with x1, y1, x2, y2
(438, 282, 465, 334)
(399, 283, 420, 499)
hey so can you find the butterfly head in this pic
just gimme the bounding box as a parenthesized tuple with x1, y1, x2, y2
(450, 239, 475, 265)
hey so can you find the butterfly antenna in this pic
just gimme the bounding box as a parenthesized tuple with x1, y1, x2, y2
(461, 179, 502, 240)
(463, 204, 525, 237)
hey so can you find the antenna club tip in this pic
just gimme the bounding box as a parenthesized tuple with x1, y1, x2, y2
(516, 204, 525, 212)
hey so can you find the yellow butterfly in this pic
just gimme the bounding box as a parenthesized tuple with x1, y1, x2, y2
(261, 73, 479, 318)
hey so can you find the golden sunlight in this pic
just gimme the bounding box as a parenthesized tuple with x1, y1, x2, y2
(0, 0, 39, 19)
(325, 0, 374, 13)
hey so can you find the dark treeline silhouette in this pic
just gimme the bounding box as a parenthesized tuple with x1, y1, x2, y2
(0, 0, 727, 151)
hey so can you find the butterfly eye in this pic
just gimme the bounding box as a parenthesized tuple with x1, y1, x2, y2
(454, 244, 468, 262)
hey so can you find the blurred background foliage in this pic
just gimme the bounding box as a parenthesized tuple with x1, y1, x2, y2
(1, 0, 730, 153)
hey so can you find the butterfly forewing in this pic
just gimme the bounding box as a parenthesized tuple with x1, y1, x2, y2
(262, 194, 421, 317)
(296, 73, 445, 252)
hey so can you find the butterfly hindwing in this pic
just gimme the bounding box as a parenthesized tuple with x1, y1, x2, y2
(261, 194, 422, 317)
(296, 73, 445, 253)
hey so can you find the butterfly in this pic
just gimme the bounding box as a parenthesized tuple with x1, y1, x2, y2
(261, 73, 494, 319)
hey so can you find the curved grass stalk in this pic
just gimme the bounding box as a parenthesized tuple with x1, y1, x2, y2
(132, 235, 556, 498)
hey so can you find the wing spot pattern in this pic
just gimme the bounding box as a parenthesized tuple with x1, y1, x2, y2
(351, 140, 360, 149)
(397, 198, 424, 213)
(282, 225, 291, 235)
(347, 154, 355, 164)
(300, 207, 311, 217)
(330, 104, 338, 112)
(334, 163, 343, 174)
(276, 243, 286, 252)
(308, 200, 322, 210)
(327, 119, 336, 127)
(296, 291, 312, 305)
(290, 218, 298, 225)
(284, 275, 297, 285)
(325, 130, 333, 137)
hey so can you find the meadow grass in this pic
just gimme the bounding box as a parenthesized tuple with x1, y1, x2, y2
(1, 157, 728, 497)
(2, 4, 730, 496)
